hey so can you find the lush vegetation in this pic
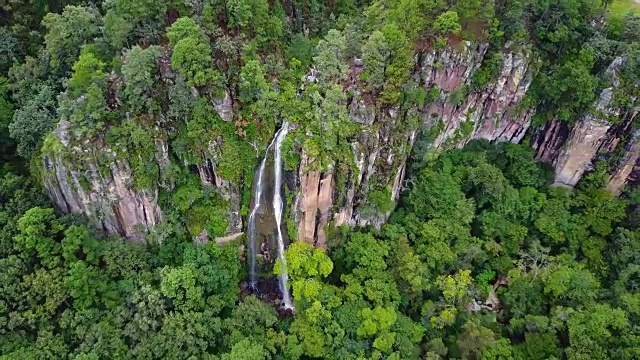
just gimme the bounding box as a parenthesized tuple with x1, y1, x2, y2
(1, 0, 639, 359)
(1, 143, 639, 358)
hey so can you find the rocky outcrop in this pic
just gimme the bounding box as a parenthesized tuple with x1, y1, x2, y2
(553, 119, 612, 187)
(296, 154, 333, 248)
(532, 120, 571, 163)
(607, 129, 640, 195)
(40, 40, 638, 246)
(534, 56, 638, 188)
(42, 126, 163, 240)
(421, 42, 536, 148)
(212, 91, 234, 122)
(197, 157, 243, 234)
(291, 42, 539, 245)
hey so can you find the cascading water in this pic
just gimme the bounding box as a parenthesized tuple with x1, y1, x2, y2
(246, 122, 294, 310)
(272, 122, 293, 309)
(247, 152, 268, 290)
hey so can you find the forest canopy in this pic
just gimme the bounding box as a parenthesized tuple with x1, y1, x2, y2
(0, 142, 638, 359)
(0, 0, 639, 359)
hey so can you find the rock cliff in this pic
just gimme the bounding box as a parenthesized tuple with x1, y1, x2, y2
(40, 42, 638, 244)
(292, 42, 538, 247)
(420, 42, 536, 148)
(607, 129, 640, 195)
(42, 122, 163, 240)
(533, 56, 639, 188)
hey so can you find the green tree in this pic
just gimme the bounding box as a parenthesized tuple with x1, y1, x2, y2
(433, 10, 462, 35)
(14, 207, 63, 268)
(103, 0, 167, 49)
(171, 37, 214, 87)
(313, 29, 348, 85)
(57, 48, 108, 138)
(220, 339, 267, 360)
(64, 261, 109, 310)
(160, 264, 206, 311)
(361, 30, 389, 92)
(121, 45, 161, 116)
(42, 6, 101, 72)
(9, 84, 57, 159)
(167, 17, 206, 46)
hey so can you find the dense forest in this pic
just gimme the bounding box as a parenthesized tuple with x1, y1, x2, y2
(1, 0, 639, 359)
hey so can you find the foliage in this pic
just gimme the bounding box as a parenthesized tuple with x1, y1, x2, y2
(121, 45, 161, 116)
(42, 6, 101, 72)
(103, 0, 167, 49)
(9, 84, 57, 159)
(433, 11, 462, 35)
(1, 1, 639, 359)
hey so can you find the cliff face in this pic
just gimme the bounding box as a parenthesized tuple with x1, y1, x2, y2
(607, 129, 640, 195)
(420, 42, 536, 148)
(292, 42, 538, 247)
(196, 157, 243, 235)
(42, 83, 242, 241)
(533, 56, 639, 189)
(42, 122, 163, 240)
(41, 42, 638, 244)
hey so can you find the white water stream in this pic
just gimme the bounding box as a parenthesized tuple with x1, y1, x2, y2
(272, 122, 293, 309)
(247, 122, 294, 309)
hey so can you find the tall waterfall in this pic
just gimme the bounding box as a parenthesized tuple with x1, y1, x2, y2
(247, 150, 268, 289)
(273, 122, 293, 309)
(246, 122, 294, 309)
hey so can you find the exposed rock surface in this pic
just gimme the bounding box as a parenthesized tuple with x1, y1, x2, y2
(212, 91, 234, 122)
(421, 42, 537, 148)
(553, 119, 612, 187)
(42, 128, 162, 240)
(292, 42, 539, 245)
(607, 129, 640, 195)
(534, 56, 638, 188)
(296, 153, 334, 248)
(41, 42, 638, 245)
(197, 157, 243, 234)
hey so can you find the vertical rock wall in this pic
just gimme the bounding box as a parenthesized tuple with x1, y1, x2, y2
(41, 42, 638, 244)
(293, 42, 539, 247)
(533, 56, 638, 189)
(42, 126, 163, 241)
(607, 129, 640, 195)
(296, 153, 334, 248)
(420, 42, 536, 148)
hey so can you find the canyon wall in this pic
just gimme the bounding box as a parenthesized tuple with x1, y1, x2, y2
(533, 56, 639, 189)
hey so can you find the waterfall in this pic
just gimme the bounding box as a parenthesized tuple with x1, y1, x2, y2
(247, 148, 269, 289)
(273, 122, 293, 309)
(246, 122, 294, 310)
